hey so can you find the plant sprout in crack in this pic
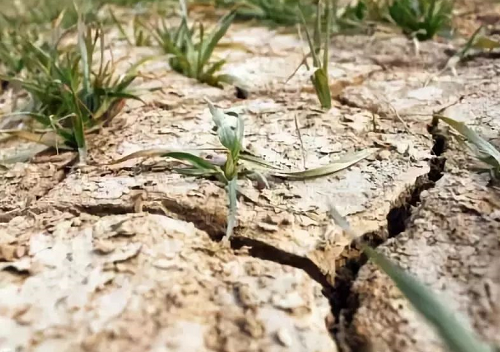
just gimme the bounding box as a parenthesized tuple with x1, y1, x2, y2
(109, 99, 375, 239)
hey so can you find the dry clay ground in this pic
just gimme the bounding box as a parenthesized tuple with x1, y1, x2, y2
(1, 5, 500, 352)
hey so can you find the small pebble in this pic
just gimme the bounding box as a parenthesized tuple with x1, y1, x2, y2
(378, 150, 391, 160)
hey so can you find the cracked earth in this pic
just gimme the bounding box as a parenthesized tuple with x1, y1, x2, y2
(1, 2, 500, 351)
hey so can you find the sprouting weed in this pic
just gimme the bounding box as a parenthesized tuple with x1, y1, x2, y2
(151, 2, 236, 87)
(294, 0, 333, 110)
(108, 99, 374, 239)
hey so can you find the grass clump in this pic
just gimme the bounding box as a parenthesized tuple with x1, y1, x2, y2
(1, 21, 140, 164)
(151, 3, 236, 88)
(0, 0, 97, 29)
(388, 0, 454, 40)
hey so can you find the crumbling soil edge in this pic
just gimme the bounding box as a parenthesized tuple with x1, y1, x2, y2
(231, 236, 331, 287)
(9, 125, 448, 351)
(329, 131, 447, 352)
(0, 153, 77, 223)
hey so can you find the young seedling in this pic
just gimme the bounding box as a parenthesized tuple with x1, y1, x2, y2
(388, 0, 453, 41)
(109, 99, 374, 239)
(151, 3, 236, 88)
(1, 20, 141, 164)
(329, 206, 499, 352)
(435, 115, 500, 180)
(294, 0, 333, 110)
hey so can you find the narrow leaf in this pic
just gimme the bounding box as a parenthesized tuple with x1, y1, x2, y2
(437, 115, 500, 166)
(6, 130, 72, 150)
(0, 144, 50, 165)
(312, 68, 332, 109)
(199, 11, 235, 71)
(164, 151, 217, 171)
(272, 148, 374, 179)
(226, 177, 238, 239)
(365, 247, 495, 352)
(473, 36, 500, 50)
(105, 148, 217, 171)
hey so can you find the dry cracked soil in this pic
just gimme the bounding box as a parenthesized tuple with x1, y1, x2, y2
(0, 2, 500, 351)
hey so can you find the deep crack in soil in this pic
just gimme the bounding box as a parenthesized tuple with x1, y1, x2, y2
(329, 126, 448, 352)
(1, 104, 449, 352)
(26, 130, 448, 352)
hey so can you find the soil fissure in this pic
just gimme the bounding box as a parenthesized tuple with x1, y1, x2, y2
(329, 127, 448, 351)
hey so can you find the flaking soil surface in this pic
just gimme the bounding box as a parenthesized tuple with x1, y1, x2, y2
(1, 2, 499, 351)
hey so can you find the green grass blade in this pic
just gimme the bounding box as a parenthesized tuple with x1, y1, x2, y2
(70, 111, 87, 163)
(323, 0, 331, 73)
(202, 59, 226, 80)
(299, 6, 321, 67)
(313, 1, 321, 51)
(109, 8, 132, 45)
(272, 148, 374, 179)
(106, 148, 179, 165)
(226, 177, 238, 239)
(364, 247, 496, 352)
(312, 67, 332, 109)
(240, 152, 281, 170)
(173, 167, 220, 177)
(196, 22, 205, 78)
(199, 11, 235, 71)
(106, 149, 218, 172)
(164, 151, 218, 171)
(5, 130, 72, 150)
(437, 115, 500, 166)
(77, 19, 91, 94)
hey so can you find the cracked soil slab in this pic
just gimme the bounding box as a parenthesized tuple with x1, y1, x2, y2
(1, 3, 500, 351)
(0, 211, 335, 352)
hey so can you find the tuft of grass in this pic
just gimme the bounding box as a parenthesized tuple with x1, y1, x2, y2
(109, 99, 374, 239)
(329, 206, 499, 352)
(1, 20, 141, 164)
(296, 0, 333, 110)
(227, 0, 315, 26)
(151, 3, 236, 88)
(388, 0, 453, 40)
(435, 115, 500, 180)
(0, 0, 98, 29)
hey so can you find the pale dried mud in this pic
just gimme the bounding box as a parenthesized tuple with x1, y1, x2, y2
(0, 5, 499, 352)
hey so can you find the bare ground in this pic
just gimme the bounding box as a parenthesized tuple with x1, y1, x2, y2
(1, 5, 500, 352)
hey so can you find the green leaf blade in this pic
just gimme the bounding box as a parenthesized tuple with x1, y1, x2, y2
(272, 148, 374, 179)
(365, 247, 496, 352)
(226, 177, 238, 239)
(438, 115, 500, 172)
